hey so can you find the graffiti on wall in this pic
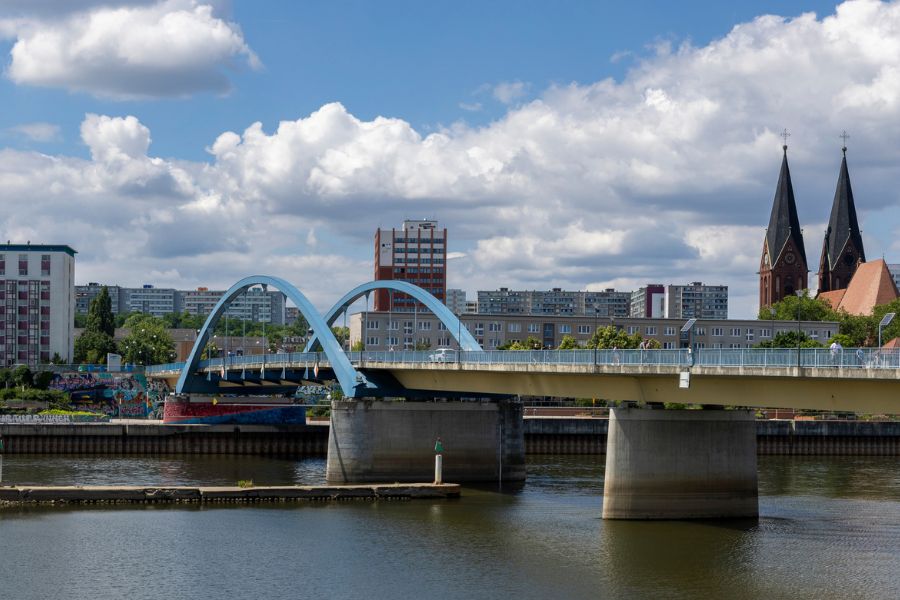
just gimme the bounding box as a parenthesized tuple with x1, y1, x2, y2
(50, 372, 170, 418)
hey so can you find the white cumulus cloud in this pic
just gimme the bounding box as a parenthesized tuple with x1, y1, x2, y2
(1, 0, 259, 98)
(4, 2, 900, 317)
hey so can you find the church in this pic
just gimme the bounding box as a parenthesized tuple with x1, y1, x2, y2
(759, 136, 898, 315)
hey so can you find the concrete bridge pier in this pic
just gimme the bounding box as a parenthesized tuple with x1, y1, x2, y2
(326, 399, 525, 484)
(602, 408, 758, 520)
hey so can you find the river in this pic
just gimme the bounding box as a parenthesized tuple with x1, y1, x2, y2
(0, 455, 897, 599)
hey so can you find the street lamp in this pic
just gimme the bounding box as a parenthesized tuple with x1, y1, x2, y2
(878, 312, 895, 349)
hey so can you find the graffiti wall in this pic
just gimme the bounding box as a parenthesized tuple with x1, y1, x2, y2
(50, 372, 170, 418)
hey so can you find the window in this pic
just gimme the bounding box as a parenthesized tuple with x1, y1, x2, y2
(577, 325, 591, 334)
(18, 254, 27, 276)
(664, 327, 676, 336)
(366, 336, 379, 346)
(367, 320, 379, 330)
(628, 326, 639, 335)
(475, 323, 484, 335)
(438, 322, 447, 331)
(508, 323, 522, 333)
(418, 321, 431, 331)
(387, 321, 399, 331)
(386, 336, 399, 347)
(527, 323, 540, 333)
(745, 329, 755, 341)
(559, 324, 571, 334)
(712, 328, 724, 336)
(645, 326, 657, 335)
(40, 255, 50, 276)
(0, 254, 4, 275)
(663, 342, 676, 349)
(760, 328, 771, 338)
(488, 322, 501, 332)
(731, 328, 741, 337)
(695, 327, 706, 336)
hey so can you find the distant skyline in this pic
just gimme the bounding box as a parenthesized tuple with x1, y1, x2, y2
(2, 0, 900, 318)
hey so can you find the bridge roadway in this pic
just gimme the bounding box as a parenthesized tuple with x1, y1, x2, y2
(147, 348, 900, 414)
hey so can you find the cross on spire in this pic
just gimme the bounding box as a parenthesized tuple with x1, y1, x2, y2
(780, 128, 790, 153)
(840, 130, 850, 155)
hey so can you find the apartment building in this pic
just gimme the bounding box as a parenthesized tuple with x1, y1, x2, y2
(0, 244, 76, 366)
(374, 219, 447, 312)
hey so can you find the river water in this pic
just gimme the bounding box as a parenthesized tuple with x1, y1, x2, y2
(0, 455, 897, 600)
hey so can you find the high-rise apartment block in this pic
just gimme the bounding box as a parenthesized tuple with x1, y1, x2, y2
(476, 288, 631, 317)
(74, 284, 286, 324)
(475, 283, 727, 319)
(630, 284, 666, 318)
(181, 287, 286, 325)
(374, 219, 447, 312)
(445, 288, 468, 315)
(665, 282, 728, 319)
(1, 244, 76, 366)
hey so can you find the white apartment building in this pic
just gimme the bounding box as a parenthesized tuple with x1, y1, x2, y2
(0, 244, 76, 366)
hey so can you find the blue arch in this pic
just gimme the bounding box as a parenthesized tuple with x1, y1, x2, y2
(176, 275, 372, 398)
(304, 280, 482, 352)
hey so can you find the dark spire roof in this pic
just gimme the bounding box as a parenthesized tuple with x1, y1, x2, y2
(766, 146, 806, 264)
(823, 147, 865, 267)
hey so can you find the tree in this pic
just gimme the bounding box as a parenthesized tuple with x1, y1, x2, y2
(758, 290, 839, 322)
(755, 331, 823, 348)
(331, 326, 350, 348)
(414, 339, 432, 351)
(118, 314, 175, 365)
(587, 325, 643, 349)
(87, 287, 115, 337)
(74, 288, 118, 364)
(350, 340, 365, 351)
(557, 335, 580, 349)
(12, 365, 33, 388)
(32, 371, 54, 390)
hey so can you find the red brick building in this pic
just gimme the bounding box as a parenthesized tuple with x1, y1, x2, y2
(374, 220, 447, 312)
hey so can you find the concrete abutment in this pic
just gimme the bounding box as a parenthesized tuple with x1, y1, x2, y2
(326, 399, 525, 483)
(602, 408, 758, 520)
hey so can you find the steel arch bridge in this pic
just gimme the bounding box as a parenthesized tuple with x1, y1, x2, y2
(304, 280, 480, 353)
(175, 276, 480, 398)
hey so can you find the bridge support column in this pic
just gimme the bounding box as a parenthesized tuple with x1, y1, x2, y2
(326, 399, 525, 483)
(602, 408, 758, 519)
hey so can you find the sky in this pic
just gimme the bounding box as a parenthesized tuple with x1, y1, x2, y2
(1, 0, 899, 318)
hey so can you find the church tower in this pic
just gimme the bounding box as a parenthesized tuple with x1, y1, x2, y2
(818, 141, 865, 293)
(760, 141, 808, 309)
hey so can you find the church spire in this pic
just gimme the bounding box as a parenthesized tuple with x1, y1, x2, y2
(760, 135, 809, 308)
(818, 135, 865, 293)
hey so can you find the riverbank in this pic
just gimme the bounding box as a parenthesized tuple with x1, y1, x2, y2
(0, 483, 460, 506)
(0, 418, 897, 456)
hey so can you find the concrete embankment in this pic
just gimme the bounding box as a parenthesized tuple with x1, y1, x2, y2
(1, 417, 897, 456)
(0, 483, 460, 507)
(0, 422, 328, 456)
(524, 417, 900, 455)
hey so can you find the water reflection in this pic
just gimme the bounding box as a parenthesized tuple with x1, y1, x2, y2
(0, 455, 897, 599)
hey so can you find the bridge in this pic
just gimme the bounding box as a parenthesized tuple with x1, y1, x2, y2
(149, 347, 900, 414)
(147, 275, 900, 520)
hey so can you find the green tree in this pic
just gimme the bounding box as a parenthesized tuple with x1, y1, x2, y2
(331, 326, 350, 348)
(872, 298, 900, 345)
(350, 340, 365, 351)
(755, 330, 823, 348)
(74, 288, 119, 364)
(557, 335, 580, 349)
(11, 364, 33, 388)
(87, 287, 116, 337)
(414, 339, 432, 351)
(32, 371, 54, 390)
(758, 290, 839, 322)
(587, 325, 643, 349)
(118, 314, 175, 365)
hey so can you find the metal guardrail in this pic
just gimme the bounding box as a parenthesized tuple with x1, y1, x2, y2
(145, 347, 900, 375)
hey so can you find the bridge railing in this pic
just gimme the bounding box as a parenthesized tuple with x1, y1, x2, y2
(145, 347, 900, 375)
